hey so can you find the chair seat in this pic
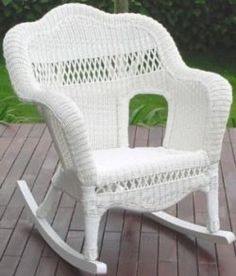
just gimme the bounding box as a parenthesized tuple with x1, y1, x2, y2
(93, 147, 209, 193)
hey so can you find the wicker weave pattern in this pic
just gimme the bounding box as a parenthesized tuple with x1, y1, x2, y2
(95, 166, 208, 194)
(93, 147, 208, 190)
(3, 3, 232, 261)
(32, 48, 162, 85)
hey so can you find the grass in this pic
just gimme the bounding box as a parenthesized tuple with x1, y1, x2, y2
(0, 58, 42, 123)
(0, 51, 235, 126)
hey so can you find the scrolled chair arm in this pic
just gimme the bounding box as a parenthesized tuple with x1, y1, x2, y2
(32, 89, 97, 187)
(3, 26, 97, 186)
(128, 17, 232, 164)
(162, 58, 232, 164)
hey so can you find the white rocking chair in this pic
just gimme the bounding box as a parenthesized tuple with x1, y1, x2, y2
(3, 4, 235, 274)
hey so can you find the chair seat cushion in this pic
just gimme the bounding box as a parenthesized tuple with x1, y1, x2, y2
(93, 147, 209, 193)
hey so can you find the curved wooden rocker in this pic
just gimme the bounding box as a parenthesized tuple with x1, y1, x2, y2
(146, 211, 235, 244)
(18, 181, 107, 275)
(18, 179, 235, 275)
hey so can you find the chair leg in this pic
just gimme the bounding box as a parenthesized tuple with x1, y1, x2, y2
(36, 184, 59, 218)
(17, 181, 107, 274)
(83, 213, 101, 261)
(207, 167, 220, 233)
(36, 165, 62, 218)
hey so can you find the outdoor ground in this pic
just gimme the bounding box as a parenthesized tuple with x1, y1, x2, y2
(0, 51, 236, 126)
(0, 124, 235, 276)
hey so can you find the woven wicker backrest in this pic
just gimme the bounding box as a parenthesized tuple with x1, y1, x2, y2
(26, 4, 167, 150)
(3, 3, 232, 167)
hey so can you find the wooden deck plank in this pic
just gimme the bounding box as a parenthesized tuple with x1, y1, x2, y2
(158, 224, 177, 263)
(105, 208, 124, 232)
(148, 127, 163, 147)
(1, 124, 20, 137)
(158, 225, 177, 276)
(215, 162, 236, 276)
(55, 260, 78, 276)
(0, 137, 13, 161)
(97, 210, 109, 259)
(198, 263, 219, 276)
(142, 126, 162, 233)
(15, 143, 58, 259)
(56, 231, 85, 275)
(99, 231, 122, 276)
(136, 126, 159, 275)
(28, 124, 46, 138)
(98, 126, 138, 275)
(116, 210, 142, 276)
(134, 126, 149, 147)
(0, 125, 44, 268)
(0, 125, 236, 276)
(0, 125, 33, 188)
(54, 230, 84, 276)
(150, 126, 178, 276)
(0, 229, 12, 258)
(13, 142, 59, 276)
(4, 142, 58, 275)
(95, 126, 139, 275)
(116, 126, 148, 276)
(69, 203, 84, 231)
(0, 137, 40, 228)
(0, 256, 20, 276)
(36, 206, 75, 276)
(221, 130, 236, 214)
(4, 220, 33, 257)
(42, 207, 74, 257)
(177, 194, 198, 276)
(31, 144, 58, 205)
(55, 199, 108, 276)
(0, 125, 7, 136)
(98, 126, 139, 275)
(137, 232, 158, 276)
(35, 257, 58, 276)
(221, 129, 236, 256)
(7, 128, 51, 209)
(14, 230, 46, 276)
(59, 193, 75, 208)
(128, 125, 136, 147)
(194, 191, 219, 276)
(4, 129, 52, 256)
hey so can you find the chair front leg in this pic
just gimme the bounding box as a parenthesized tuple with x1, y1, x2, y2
(207, 164, 220, 233)
(83, 211, 101, 260)
(81, 185, 103, 261)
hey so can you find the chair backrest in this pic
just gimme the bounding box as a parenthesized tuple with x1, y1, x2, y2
(25, 4, 172, 150)
(4, 4, 232, 169)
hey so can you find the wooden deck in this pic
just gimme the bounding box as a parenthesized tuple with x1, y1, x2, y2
(0, 124, 236, 276)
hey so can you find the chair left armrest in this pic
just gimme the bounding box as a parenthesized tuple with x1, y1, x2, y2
(163, 65, 232, 164)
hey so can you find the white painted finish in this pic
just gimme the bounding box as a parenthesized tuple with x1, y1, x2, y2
(17, 181, 107, 274)
(147, 211, 236, 244)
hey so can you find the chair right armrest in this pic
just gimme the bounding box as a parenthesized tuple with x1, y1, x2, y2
(31, 90, 97, 187)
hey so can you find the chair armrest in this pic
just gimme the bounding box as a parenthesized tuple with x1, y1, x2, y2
(32, 90, 97, 186)
(149, 22, 233, 163)
(163, 63, 232, 164)
(3, 25, 96, 186)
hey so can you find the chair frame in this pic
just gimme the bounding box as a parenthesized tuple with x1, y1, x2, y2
(4, 4, 235, 274)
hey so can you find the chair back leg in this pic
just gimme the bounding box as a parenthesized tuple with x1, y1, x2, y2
(207, 165, 220, 233)
(36, 184, 59, 218)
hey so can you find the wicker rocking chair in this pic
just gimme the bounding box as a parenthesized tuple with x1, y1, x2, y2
(3, 4, 235, 274)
